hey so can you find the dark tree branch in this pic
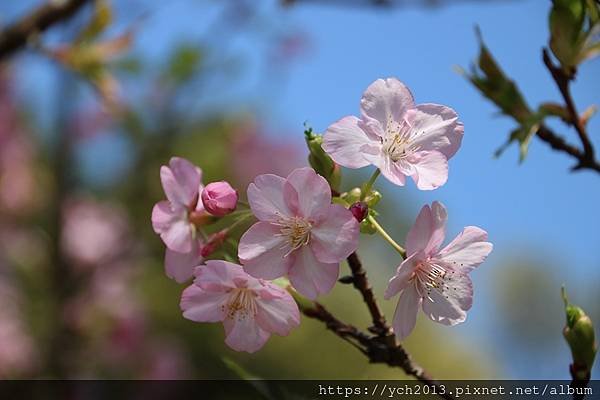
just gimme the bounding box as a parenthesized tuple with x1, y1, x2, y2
(346, 252, 391, 336)
(536, 125, 600, 173)
(541, 49, 599, 173)
(0, 0, 93, 60)
(301, 302, 453, 400)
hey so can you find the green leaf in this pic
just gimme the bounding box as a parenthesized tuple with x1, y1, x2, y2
(585, 0, 600, 24)
(166, 44, 202, 84)
(549, 0, 586, 69)
(462, 28, 531, 124)
(77, 0, 112, 44)
(576, 24, 600, 64)
(494, 113, 544, 162)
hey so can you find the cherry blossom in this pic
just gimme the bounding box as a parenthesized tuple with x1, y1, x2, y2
(238, 167, 359, 299)
(151, 157, 205, 254)
(180, 261, 300, 353)
(384, 201, 492, 340)
(201, 181, 238, 216)
(322, 78, 463, 190)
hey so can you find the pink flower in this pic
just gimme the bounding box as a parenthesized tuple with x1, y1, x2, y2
(151, 157, 205, 253)
(238, 167, 359, 299)
(384, 201, 492, 340)
(322, 78, 463, 190)
(61, 197, 129, 268)
(180, 260, 300, 353)
(201, 181, 238, 216)
(164, 238, 204, 283)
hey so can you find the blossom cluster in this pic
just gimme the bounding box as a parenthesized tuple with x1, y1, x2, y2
(151, 77, 492, 352)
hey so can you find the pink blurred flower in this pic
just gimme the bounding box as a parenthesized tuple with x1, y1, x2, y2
(384, 201, 493, 340)
(152, 157, 205, 253)
(181, 260, 300, 353)
(141, 340, 191, 379)
(0, 280, 36, 377)
(201, 181, 238, 216)
(230, 124, 305, 188)
(238, 167, 359, 299)
(62, 197, 129, 268)
(323, 77, 463, 190)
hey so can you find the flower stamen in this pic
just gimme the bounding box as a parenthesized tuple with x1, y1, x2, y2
(223, 288, 258, 321)
(274, 216, 312, 255)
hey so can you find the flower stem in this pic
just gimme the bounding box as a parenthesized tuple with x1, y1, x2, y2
(361, 169, 380, 200)
(367, 215, 406, 259)
(227, 211, 254, 232)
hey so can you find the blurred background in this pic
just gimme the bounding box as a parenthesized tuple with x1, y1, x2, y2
(0, 0, 598, 380)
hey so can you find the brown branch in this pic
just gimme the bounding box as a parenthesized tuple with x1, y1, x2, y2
(346, 252, 391, 336)
(541, 49, 599, 173)
(0, 0, 93, 60)
(569, 364, 591, 400)
(536, 125, 600, 173)
(301, 302, 453, 400)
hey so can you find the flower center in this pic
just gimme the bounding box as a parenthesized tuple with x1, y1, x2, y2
(276, 216, 312, 253)
(382, 114, 418, 162)
(223, 288, 257, 321)
(412, 261, 455, 300)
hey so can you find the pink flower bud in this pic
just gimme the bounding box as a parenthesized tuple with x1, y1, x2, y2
(201, 181, 238, 216)
(349, 201, 368, 222)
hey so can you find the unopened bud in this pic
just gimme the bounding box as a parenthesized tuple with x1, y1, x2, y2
(342, 188, 362, 204)
(350, 202, 368, 222)
(364, 190, 382, 207)
(305, 129, 340, 191)
(562, 287, 597, 378)
(360, 218, 376, 235)
(201, 181, 238, 216)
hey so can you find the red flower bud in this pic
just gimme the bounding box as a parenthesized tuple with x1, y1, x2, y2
(349, 201, 368, 222)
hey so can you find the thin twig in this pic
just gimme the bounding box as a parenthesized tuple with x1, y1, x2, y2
(0, 0, 93, 60)
(346, 252, 391, 335)
(541, 49, 598, 172)
(301, 302, 454, 400)
(536, 125, 600, 173)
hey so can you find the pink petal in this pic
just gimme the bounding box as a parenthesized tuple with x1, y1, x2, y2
(435, 226, 493, 272)
(405, 202, 447, 256)
(421, 272, 472, 326)
(288, 246, 339, 300)
(238, 222, 294, 279)
(152, 201, 193, 253)
(165, 240, 203, 283)
(255, 283, 300, 336)
(247, 174, 293, 222)
(360, 78, 415, 130)
(310, 204, 359, 263)
(411, 103, 463, 160)
(180, 284, 228, 322)
(322, 116, 375, 169)
(373, 154, 408, 186)
(408, 150, 448, 190)
(223, 313, 270, 353)
(160, 157, 201, 207)
(283, 168, 331, 221)
(384, 251, 422, 299)
(392, 284, 421, 341)
(194, 260, 247, 292)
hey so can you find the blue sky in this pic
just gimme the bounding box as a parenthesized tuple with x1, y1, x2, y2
(7, 0, 599, 379)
